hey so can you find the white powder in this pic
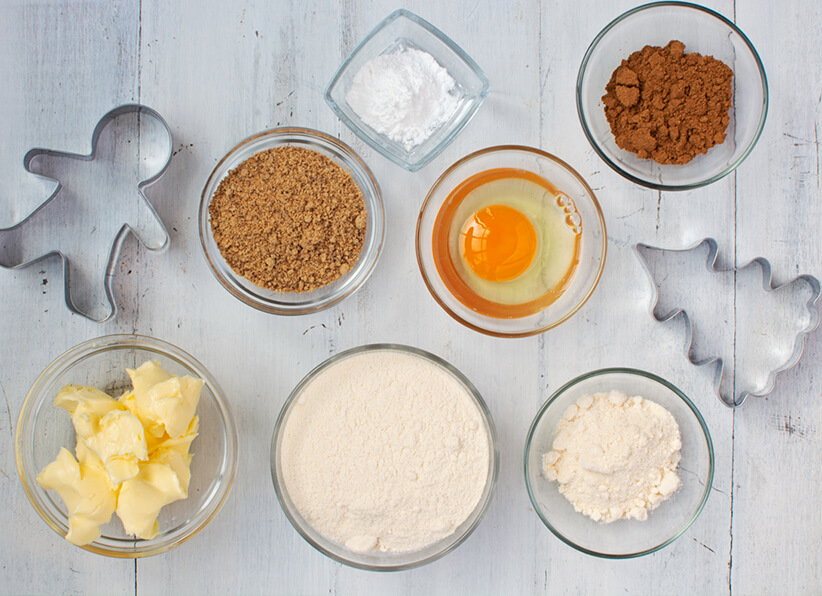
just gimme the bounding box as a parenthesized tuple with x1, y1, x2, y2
(345, 47, 460, 150)
(280, 350, 490, 553)
(542, 390, 682, 523)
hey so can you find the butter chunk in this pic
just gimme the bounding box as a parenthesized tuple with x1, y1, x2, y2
(128, 361, 203, 439)
(127, 361, 174, 437)
(118, 389, 139, 418)
(127, 360, 174, 395)
(74, 438, 103, 467)
(37, 361, 202, 546)
(150, 448, 192, 499)
(36, 448, 116, 546)
(85, 409, 148, 486)
(116, 450, 191, 539)
(55, 383, 148, 487)
(144, 375, 203, 439)
(150, 415, 199, 457)
(116, 477, 164, 539)
(55, 385, 121, 439)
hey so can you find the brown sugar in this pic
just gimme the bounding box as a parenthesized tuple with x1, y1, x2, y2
(209, 146, 366, 293)
(602, 40, 734, 165)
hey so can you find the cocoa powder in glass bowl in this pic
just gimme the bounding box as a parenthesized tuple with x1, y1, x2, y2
(576, 2, 768, 191)
(602, 40, 733, 165)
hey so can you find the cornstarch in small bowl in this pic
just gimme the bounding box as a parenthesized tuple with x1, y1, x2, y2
(346, 47, 460, 151)
(542, 390, 682, 523)
(272, 344, 498, 569)
(525, 368, 713, 557)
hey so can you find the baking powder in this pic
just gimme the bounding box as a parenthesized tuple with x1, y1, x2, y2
(280, 350, 489, 552)
(345, 47, 459, 150)
(542, 390, 682, 522)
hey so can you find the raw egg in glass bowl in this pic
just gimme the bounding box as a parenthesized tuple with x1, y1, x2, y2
(417, 146, 606, 337)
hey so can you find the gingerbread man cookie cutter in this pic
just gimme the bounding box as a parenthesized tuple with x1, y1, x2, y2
(0, 104, 173, 322)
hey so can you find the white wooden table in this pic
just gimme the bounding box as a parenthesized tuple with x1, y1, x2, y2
(1, 1, 820, 594)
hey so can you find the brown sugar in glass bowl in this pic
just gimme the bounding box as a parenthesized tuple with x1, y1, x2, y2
(209, 146, 366, 293)
(576, 2, 768, 191)
(199, 128, 385, 315)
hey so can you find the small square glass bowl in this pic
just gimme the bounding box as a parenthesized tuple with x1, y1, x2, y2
(325, 9, 490, 172)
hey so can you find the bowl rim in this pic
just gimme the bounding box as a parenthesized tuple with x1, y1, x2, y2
(15, 333, 239, 558)
(270, 343, 500, 571)
(415, 145, 607, 338)
(576, 0, 769, 191)
(324, 8, 491, 172)
(198, 126, 385, 314)
(523, 366, 715, 559)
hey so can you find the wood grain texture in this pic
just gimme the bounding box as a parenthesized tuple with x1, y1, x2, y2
(0, 1, 141, 594)
(0, 0, 820, 594)
(730, 1, 822, 594)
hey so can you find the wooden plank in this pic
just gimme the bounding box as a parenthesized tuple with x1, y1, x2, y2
(532, 1, 734, 593)
(731, 0, 822, 594)
(133, 1, 353, 591)
(0, 0, 140, 593)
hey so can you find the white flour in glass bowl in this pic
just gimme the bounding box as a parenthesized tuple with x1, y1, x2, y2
(280, 349, 490, 553)
(542, 390, 682, 523)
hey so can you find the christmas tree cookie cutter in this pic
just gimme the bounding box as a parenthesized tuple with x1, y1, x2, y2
(635, 238, 821, 407)
(0, 104, 173, 322)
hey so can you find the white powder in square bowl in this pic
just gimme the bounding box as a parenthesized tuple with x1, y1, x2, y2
(345, 47, 460, 151)
(280, 349, 490, 553)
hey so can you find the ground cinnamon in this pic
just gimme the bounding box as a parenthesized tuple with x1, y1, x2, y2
(602, 40, 733, 165)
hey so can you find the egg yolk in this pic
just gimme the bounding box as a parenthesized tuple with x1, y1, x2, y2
(461, 204, 538, 282)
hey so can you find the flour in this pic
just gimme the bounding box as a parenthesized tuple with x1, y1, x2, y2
(345, 47, 460, 150)
(280, 350, 489, 552)
(542, 390, 682, 522)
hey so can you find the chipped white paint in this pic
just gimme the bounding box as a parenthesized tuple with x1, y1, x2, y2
(0, 0, 820, 594)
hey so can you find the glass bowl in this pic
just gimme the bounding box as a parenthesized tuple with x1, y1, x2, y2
(270, 344, 499, 571)
(577, 1, 768, 190)
(416, 146, 607, 337)
(325, 9, 490, 172)
(524, 368, 714, 558)
(199, 127, 385, 315)
(15, 334, 239, 557)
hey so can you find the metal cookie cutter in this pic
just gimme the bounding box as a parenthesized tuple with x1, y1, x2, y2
(0, 104, 172, 322)
(635, 238, 821, 407)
